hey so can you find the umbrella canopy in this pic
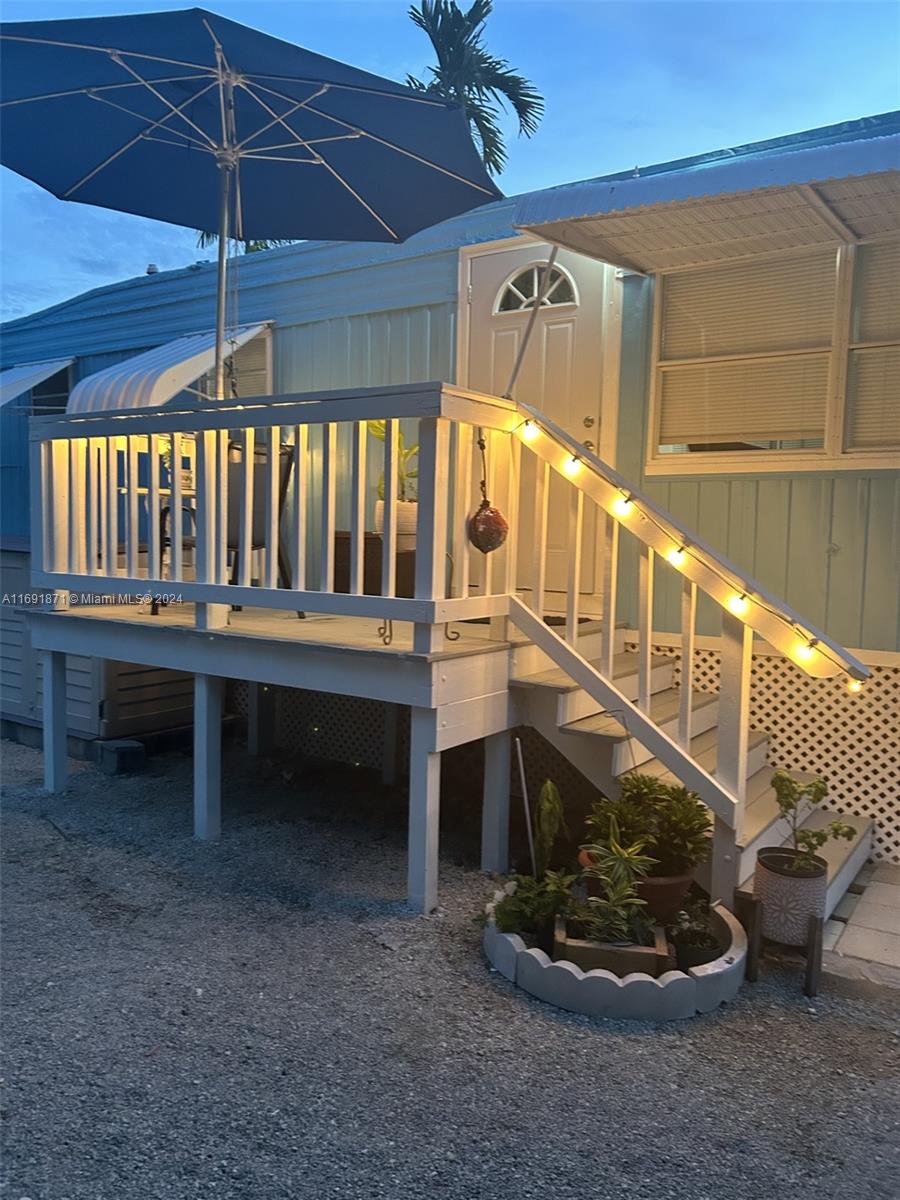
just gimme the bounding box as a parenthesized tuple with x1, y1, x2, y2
(0, 6, 502, 393)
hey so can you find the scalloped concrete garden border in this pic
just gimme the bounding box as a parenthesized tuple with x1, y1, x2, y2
(483, 903, 747, 1022)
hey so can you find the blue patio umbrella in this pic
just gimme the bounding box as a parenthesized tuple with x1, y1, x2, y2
(0, 7, 502, 395)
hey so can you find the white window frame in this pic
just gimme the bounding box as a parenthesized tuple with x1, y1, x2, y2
(492, 259, 579, 316)
(645, 234, 900, 476)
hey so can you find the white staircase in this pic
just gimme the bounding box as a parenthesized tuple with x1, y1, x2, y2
(510, 626, 872, 921)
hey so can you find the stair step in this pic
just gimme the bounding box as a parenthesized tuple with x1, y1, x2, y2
(618, 725, 769, 785)
(510, 650, 667, 693)
(561, 688, 718, 741)
(738, 810, 874, 922)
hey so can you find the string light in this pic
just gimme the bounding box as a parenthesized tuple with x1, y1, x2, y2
(727, 592, 750, 616)
(794, 638, 818, 664)
(612, 492, 634, 518)
(666, 545, 687, 568)
(563, 455, 582, 477)
(520, 420, 540, 443)
(847, 678, 864, 694)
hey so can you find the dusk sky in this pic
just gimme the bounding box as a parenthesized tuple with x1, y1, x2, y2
(1, 0, 898, 321)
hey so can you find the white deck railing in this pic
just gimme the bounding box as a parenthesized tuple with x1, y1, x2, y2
(30, 381, 869, 861)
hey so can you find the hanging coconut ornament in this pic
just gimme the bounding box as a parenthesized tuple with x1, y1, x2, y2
(467, 432, 509, 555)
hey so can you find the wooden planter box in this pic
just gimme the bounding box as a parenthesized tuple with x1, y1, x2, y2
(553, 917, 672, 978)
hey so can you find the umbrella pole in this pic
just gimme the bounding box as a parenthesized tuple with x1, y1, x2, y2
(214, 163, 232, 402)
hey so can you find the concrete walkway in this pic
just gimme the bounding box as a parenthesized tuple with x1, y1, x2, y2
(824, 862, 900, 988)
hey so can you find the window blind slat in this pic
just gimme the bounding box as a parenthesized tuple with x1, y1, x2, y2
(659, 356, 829, 445)
(847, 345, 900, 449)
(853, 242, 900, 344)
(661, 250, 837, 360)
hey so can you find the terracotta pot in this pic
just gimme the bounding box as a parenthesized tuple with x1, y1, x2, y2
(578, 849, 691, 923)
(374, 499, 418, 550)
(635, 873, 694, 925)
(753, 847, 827, 947)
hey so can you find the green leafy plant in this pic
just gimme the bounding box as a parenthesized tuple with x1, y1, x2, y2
(585, 777, 711, 877)
(367, 420, 419, 502)
(770, 769, 854, 871)
(533, 779, 567, 878)
(489, 871, 576, 943)
(580, 817, 654, 945)
(670, 899, 720, 952)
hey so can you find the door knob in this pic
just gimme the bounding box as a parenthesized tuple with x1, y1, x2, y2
(583, 415, 595, 428)
(583, 440, 595, 452)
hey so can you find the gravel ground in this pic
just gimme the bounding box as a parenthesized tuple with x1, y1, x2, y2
(2, 739, 899, 1200)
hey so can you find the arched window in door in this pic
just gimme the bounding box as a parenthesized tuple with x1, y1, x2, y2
(495, 262, 577, 313)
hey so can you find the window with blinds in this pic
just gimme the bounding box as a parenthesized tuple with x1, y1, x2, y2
(652, 239, 900, 463)
(198, 333, 271, 400)
(656, 249, 834, 452)
(847, 241, 900, 449)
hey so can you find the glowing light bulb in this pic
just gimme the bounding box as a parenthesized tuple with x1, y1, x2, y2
(847, 678, 863, 694)
(666, 545, 687, 568)
(563, 456, 582, 477)
(612, 494, 634, 518)
(520, 420, 540, 443)
(794, 639, 817, 664)
(727, 593, 750, 616)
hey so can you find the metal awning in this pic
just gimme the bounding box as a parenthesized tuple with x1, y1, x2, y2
(0, 357, 73, 407)
(514, 134, 900, 271)
(66, 324, 268, 413)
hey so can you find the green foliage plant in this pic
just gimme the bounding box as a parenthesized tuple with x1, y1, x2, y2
(770, 770, 855, 872)
(490, 871, 576, 942)
(533, 779, 567, 878)
(367, 420, 419, 502)
(580, 817, 654, 945)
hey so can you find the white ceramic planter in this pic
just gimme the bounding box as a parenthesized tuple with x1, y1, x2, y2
(753, 847, 827, 946)
(374, 499, 418, 551)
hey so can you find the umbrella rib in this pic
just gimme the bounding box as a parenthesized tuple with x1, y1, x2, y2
(251, 80, 496, 197)
(87, 92, 213, 150)
(110, 55, 219, 150)
(234, 84, 329, 151)
(238, 80, 399, 240)
(242, 134, 362, 155)
(0, 33, 214, 73)
(62, 79, 218, 198)
(0, 73, 215, 109)
(242, 72, 453, 108)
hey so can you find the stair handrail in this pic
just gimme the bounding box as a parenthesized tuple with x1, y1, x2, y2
(513, 400, 869, 686)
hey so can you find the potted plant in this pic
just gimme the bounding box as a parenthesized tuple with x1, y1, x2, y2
(368, 420, 419, 549)
(669, 899, 723, 970)
(753, 770, 855, 945)
(489, 870, 577, 956)
(579, 775, 711, 923)
(554, 820, 671, 977)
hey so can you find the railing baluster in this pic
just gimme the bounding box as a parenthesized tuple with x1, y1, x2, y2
(170, 434, 183, 583)
(381, 418, 398, 597)
(531, 459, 550, 618)
(126, 436, 139, 578)
(482, 429, 497, 599)
(238, 428, 255, 587)
(292, 425, 307, 590)
(195, 430, 227, 628)
(413, 417, 450, 653)
(265, 426, 281, 590)
(678, 577, 697, 748)
(350, 420, 367, 595)
(451, 423, 472, 598)
(319, 422, 336, 592)
(566, 488, 584, 646)
(216, 430, 229, 586)
(96, 438, 107, 576)
(85, 439, 96, 576)
(148, 434, 161, 579)
(106, 439, 118, 577)
(713, 610, 752, 902)
(50, 440, 70, 575)
(68, 439, 87, 576)
(638, 544, 655, 712)
(599, 512, 619, 675)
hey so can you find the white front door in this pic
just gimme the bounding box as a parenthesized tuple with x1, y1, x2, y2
(461, 239, 614, 604)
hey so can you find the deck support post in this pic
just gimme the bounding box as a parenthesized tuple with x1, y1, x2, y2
(247, 683, 276, 757)
(481, 730, 510, 873)
(412, 417, 449, 657)
(42, 650, 67, 792)
(710, 817, 739, 911)
(381, 703, 399, 786)
(408, 706, 440, 914)
(194, 673, 223, 841)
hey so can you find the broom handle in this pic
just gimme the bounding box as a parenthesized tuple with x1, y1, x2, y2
(515, 735, 537, 878)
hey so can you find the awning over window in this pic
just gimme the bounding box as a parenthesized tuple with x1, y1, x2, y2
(66, 324, 268, 413)
(514, 134, 900, 272)
(0, 358, 73, 407)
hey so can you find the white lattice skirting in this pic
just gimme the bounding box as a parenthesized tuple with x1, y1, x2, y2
(625, 638, 900, 865)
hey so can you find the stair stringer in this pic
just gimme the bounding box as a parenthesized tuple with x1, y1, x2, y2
(517, 689, 619, 798)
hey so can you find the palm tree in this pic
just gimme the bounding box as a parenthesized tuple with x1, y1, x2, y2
(406, 0, 544, 176)
(195, 231, 296, 254)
